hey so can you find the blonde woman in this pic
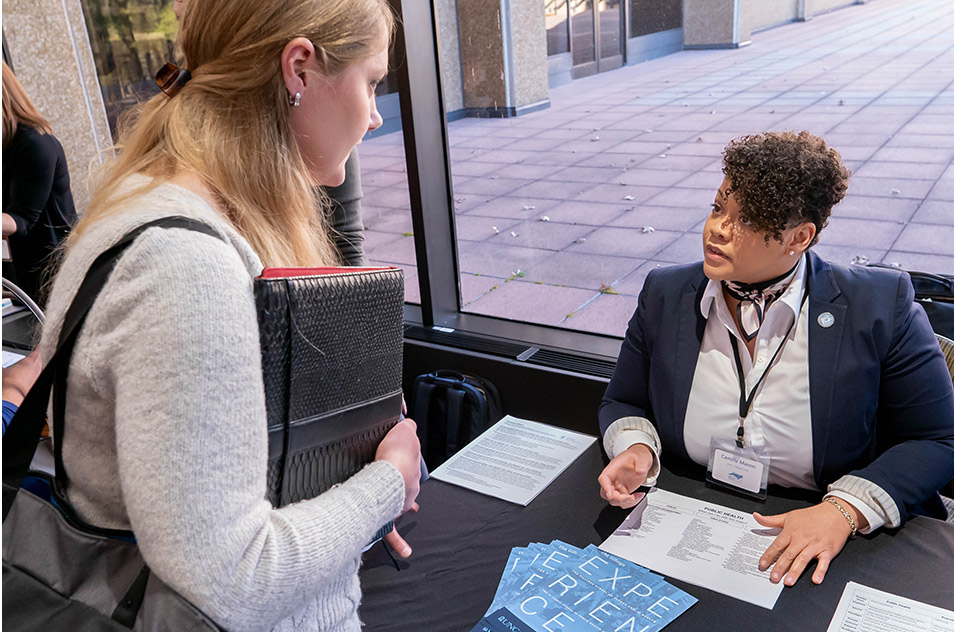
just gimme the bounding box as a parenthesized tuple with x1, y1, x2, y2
(2, 61, 77, 306)
(38, 0, 421, 630)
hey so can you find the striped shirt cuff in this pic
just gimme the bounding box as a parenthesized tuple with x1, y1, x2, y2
(603, 416, 662, 487)
(826, 475, 900, 533)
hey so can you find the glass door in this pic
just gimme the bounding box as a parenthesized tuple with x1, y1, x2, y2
(571, 0, 622, 78)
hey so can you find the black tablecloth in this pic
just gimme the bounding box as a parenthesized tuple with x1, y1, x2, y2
(359, 443, 954, 631)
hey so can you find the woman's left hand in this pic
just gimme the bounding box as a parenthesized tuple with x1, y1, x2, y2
(753, 501, 865, 586)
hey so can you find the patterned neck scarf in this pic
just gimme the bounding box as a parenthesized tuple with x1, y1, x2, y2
(722, 262, 799, 342)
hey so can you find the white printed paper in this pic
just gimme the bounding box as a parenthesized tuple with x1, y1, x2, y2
(826, 581, 954, 632)
(3, 350, 25, 368)
(431, 415, 595, 506)
(600, 488, 784, 609)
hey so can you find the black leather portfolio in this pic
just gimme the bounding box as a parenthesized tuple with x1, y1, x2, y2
(254, 266, 405, 507)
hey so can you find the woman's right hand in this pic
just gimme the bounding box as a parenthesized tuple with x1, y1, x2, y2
(376, 418, 421, 514)
(598, 443, 654, 508)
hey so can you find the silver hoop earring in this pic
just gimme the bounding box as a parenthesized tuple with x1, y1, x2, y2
(288, 92, 301, 107)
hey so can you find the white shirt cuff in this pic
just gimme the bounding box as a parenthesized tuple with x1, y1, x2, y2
(603, 417, 662, 487)
(826, 474, 901, 533)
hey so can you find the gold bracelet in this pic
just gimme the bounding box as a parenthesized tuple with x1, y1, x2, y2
(825, 497, 857, 539)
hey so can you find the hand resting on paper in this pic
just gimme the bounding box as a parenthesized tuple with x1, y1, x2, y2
(754, 500, 868, 586)
(375, 418, 422, 558)
(598, 443, 655, 508)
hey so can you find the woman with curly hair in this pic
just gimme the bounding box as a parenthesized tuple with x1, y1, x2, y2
(597, 131, 953, 588)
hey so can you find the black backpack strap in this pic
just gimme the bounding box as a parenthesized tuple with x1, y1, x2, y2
(412, 380, 437, 466)
(445, 388, 466, 457)
(3, 216, 221, 521)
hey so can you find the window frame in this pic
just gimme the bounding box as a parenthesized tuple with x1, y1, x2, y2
(395, 0, 625, 362)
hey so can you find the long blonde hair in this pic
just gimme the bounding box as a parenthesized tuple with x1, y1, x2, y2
(76, 0, 392, 266)
(2, 61, 53, 149)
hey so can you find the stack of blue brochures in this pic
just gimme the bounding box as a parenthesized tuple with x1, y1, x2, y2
(471, 540, 696, 632)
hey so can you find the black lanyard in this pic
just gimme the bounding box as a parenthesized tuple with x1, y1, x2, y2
(728, 284, 809, 448)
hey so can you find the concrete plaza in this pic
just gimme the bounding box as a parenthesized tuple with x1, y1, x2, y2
(358, 0, 954, 337)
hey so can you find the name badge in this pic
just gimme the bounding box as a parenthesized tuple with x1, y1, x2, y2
(706, 436, 771, 500)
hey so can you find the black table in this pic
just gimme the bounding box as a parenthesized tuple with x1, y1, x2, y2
(359, 443, 954, 631)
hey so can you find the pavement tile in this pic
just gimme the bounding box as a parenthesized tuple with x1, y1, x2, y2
(362, 207, 413, 234)
(559, 293, 638, 337)
(543, 165, 630, 184)
(452, 192, 496, 212)
(502, 138, 570, 152)
(641, 187, 715, 209)
(365, 233, 417, 266)
(463, 280, 597, 326)
(524, 250, 643, 289)
(870, 146, 954, 164)
(886, 134, 954, 148)
(911, 200, 955, 225)
(810, 243, 889, 268)
(853, 161, 949, 180)
(926, 177, 954, 201)
(457, 241, 555, 277)
(487, 220, 594, 251)
(363, 186, 411, 210)
(893, 223, 954, 255)
(469, 149, 539, 164)
(847, 177, 935, 199)
(459, 273, 505, 306)
(461, 195, 560, 219)
(452, 176, 531, 196)
(610, 206, 708, 232)
(832, 195, 921, 222)
(818, 217, 905, 249)
(618, 168, 696, 187)
(510, 179, 599, 201)
(881, 251, 954, 274)
(601, 140, 676, 156)
(454, 215, 521, 242)
(542, 200, 630, 226)
(567, 225, 682, 258)
(451, 160, 511, 177)
(637, 154, 715, 171)
(655, 232, 706, 264)
(517, 151, 589, 167)
(360, 170, 408, 188)
(572, 184, 666, 205)
(674, 171, 724, 190)
(614, 260, 677, 296)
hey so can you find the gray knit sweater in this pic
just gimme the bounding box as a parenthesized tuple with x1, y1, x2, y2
(39, 180, 406, 632)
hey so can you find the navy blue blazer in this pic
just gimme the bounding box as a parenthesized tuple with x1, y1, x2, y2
(600, 251, 954, 522)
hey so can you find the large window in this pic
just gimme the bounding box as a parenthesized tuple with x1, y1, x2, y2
(366, 0, 954, 355)
(78, 1, 955, 359)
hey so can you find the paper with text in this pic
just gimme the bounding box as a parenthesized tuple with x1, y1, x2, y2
(600, 488, 784, 609)
(827, 581, 954, 632)
(431, 415, 595, 506)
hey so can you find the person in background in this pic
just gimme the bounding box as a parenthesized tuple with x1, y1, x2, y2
(2, 349, 42, 436)
(39, 0, 420, 630)
(598, 131, 952, 588)
(2, 61, 77, 307)
(327, 148, 368, 265)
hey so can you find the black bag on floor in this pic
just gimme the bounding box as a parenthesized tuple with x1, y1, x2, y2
(869, 264, 954, 340)
(410, 371, 503, 469)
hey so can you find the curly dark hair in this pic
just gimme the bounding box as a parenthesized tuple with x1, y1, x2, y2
(722, 131, 850, 246)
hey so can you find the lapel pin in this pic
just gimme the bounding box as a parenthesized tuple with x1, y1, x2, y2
(818, 312, 835, 328)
